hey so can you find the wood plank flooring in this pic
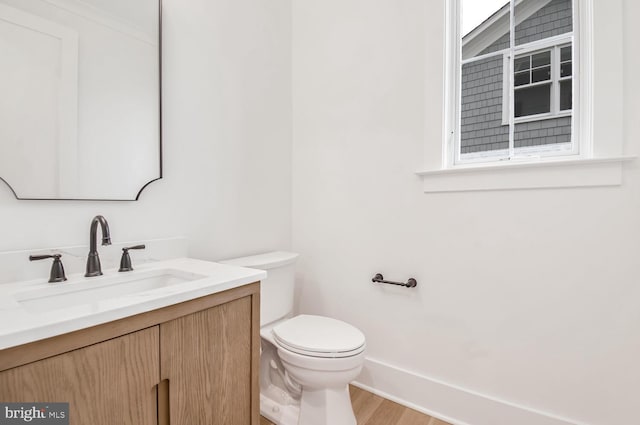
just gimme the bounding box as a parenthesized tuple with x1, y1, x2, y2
(260, 385, 452, 425)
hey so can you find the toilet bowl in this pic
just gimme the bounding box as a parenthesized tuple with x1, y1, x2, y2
(220, 252, 365, 425)
(272, 315, 365, 425)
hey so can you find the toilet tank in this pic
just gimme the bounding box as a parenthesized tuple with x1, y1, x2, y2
(220, 251, 299, 326)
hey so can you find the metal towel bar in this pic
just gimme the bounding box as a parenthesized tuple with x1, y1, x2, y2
(371, 273, 417, 288)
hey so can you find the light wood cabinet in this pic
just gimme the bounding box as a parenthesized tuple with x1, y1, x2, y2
(161, 297, 253, 425)
(0, 283, 260, 425)
(0, 327, 159, 425)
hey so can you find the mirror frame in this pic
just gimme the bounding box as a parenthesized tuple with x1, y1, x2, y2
(0, 0, 163, 201)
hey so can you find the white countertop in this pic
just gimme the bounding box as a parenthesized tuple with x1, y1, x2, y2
(0, 258, 266, 350)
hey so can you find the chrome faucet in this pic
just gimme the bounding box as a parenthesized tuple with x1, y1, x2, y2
(85, 215, 112, 277)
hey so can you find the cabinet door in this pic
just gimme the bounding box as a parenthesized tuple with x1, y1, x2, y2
(161, 296, 254, 425)
(0, 327, 159, 425)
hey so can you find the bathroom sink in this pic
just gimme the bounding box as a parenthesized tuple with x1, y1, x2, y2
(0, 257, 267, 350)
(13, 268, 207, 314)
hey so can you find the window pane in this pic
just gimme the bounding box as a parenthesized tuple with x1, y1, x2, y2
(532, 51, 551, 67)
(515, 84, 551, 117)
(515, 0, 573, 46)
(560, 80, 572, 110)
(460, 57, 509, 155)
(458, 0, 577, 162)
(515, 71, 530, 86)
(515, 56, 530, 72)
(462, 0, 512, 59)
(515, 116, 572, 148)
(532, 66, 551, 83)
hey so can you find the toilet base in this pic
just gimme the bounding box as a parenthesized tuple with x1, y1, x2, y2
(298, 386, 356, 425)
(260, 385, 356, 425)
(260, 389, 300, 425)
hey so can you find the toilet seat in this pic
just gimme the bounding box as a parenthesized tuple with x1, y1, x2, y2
(275, 339, 365, 358)
(272, 315, 366, 358)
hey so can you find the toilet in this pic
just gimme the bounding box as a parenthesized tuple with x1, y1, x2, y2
(220, 252, 365, 425)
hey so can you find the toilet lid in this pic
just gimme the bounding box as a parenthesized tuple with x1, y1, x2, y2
(272, 315, 365, 357)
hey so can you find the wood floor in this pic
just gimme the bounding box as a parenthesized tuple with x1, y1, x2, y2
(260, 385, 452, 425)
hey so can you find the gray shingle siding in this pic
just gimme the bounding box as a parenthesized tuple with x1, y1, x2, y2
(515, 0, 572, 45)
(481, 33, 509, 56)
(461, 57, 509, 154)
(480, 0, 573, 55)
(463, 0, 573, 155)
(515, 117, 572, 147)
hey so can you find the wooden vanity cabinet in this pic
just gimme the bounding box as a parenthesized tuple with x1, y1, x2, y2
(161, 296, 253, 425)
(0, 327, 159, 425)
(0, 283, 260, 425)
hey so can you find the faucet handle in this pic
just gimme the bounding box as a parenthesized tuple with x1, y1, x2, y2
(124, 245, 146, 251)
(29, 254, 67, 283)
(119, 245, 146, 272)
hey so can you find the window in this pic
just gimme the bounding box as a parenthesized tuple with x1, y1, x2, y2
(514, 50, 553, 117)
(559, 46, 573, 111)
(509, 43, 572, 121)
(454, 0, 578, 164)
(419, 0, 629, 193)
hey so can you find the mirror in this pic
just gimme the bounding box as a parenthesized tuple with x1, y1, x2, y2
(0, 0, 161, 200)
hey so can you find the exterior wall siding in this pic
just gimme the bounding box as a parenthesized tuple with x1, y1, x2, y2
(462, 0, 573, 154)
(461, 57, 509, 154)
(515, 117, 572, 147)
(481, 0, 573, 56)
(481, 33, 509, 56)
(515, 0, 572, 46)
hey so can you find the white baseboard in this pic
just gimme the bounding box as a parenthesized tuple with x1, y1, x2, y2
(353, 357, 590, 425)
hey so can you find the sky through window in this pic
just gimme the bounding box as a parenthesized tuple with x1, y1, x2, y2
(462, 0, 509, 37)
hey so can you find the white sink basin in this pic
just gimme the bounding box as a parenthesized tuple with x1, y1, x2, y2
(0, 257, 267, 350)
(13, 268, 207, 314)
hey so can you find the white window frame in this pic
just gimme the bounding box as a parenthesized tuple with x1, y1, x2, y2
(500, 36, 573, 125)
(419, 0, 633, 193)
(447, 0, 590, 167)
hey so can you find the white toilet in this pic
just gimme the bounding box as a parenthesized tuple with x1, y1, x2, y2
(221, 252, 365, 425)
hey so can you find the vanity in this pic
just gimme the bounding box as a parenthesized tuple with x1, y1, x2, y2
(0, 0, 262, 421)
(0, 258, 265, 425)
(0, 1, 262, 421)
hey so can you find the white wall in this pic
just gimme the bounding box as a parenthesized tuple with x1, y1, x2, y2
(292, 1, 640, 425)
(2, 0, 637, 423)
(0, 0, 291, 261)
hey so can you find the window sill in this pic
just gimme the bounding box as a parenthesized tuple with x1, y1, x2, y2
(416, 156, 636, 193)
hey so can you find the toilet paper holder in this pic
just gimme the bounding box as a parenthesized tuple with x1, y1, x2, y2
(371, 273, 417, 288)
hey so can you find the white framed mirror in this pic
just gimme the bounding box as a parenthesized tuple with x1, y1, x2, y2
(0, 0, 161, 200)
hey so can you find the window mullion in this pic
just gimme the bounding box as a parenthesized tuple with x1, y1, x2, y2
(508, 0, 515, 159)
(552, 46, 560, 115)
